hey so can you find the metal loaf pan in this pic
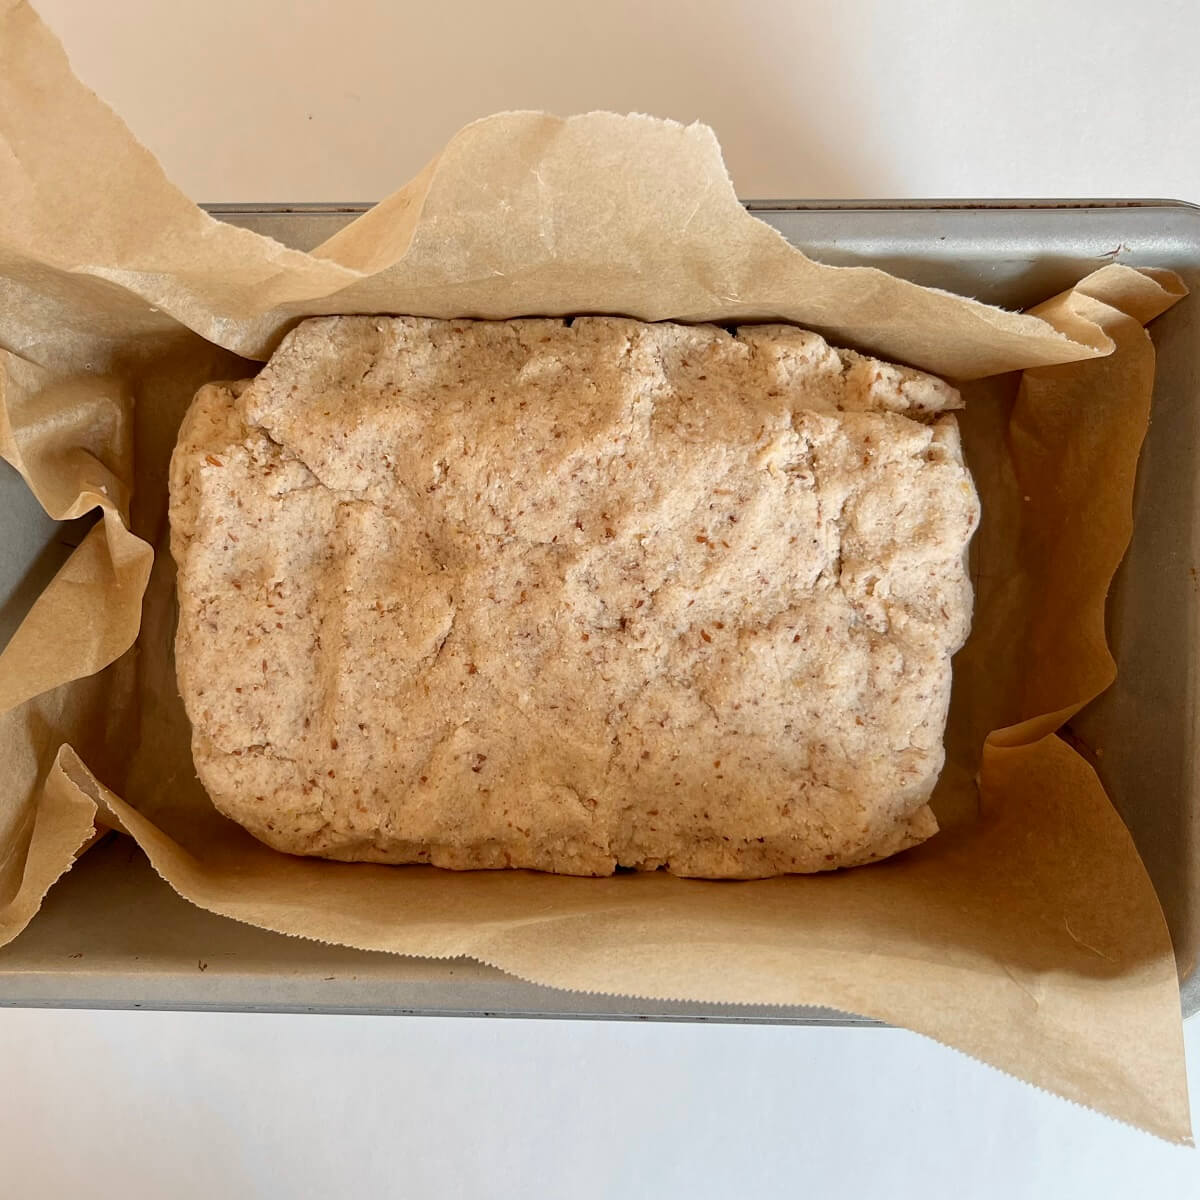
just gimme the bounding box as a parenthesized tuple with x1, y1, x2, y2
(1, 201, 1198, 1020)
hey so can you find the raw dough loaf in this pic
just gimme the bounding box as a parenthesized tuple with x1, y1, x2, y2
(170, 315, 978, 877)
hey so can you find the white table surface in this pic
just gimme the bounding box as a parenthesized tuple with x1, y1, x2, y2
(6, 1, 1200, 1195)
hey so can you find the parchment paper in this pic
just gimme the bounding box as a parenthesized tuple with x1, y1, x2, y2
(0, 0, 1190, 1141)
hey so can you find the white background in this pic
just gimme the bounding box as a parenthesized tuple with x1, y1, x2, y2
(5, 0, 1200, 1195)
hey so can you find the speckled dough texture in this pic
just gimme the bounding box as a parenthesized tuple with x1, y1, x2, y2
(169, 316, 979, 878)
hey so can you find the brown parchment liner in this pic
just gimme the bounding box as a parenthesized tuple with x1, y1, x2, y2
(0, 0, 1190, 1141)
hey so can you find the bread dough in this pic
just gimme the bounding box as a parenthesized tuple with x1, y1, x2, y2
(169, 316, 978, 877)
